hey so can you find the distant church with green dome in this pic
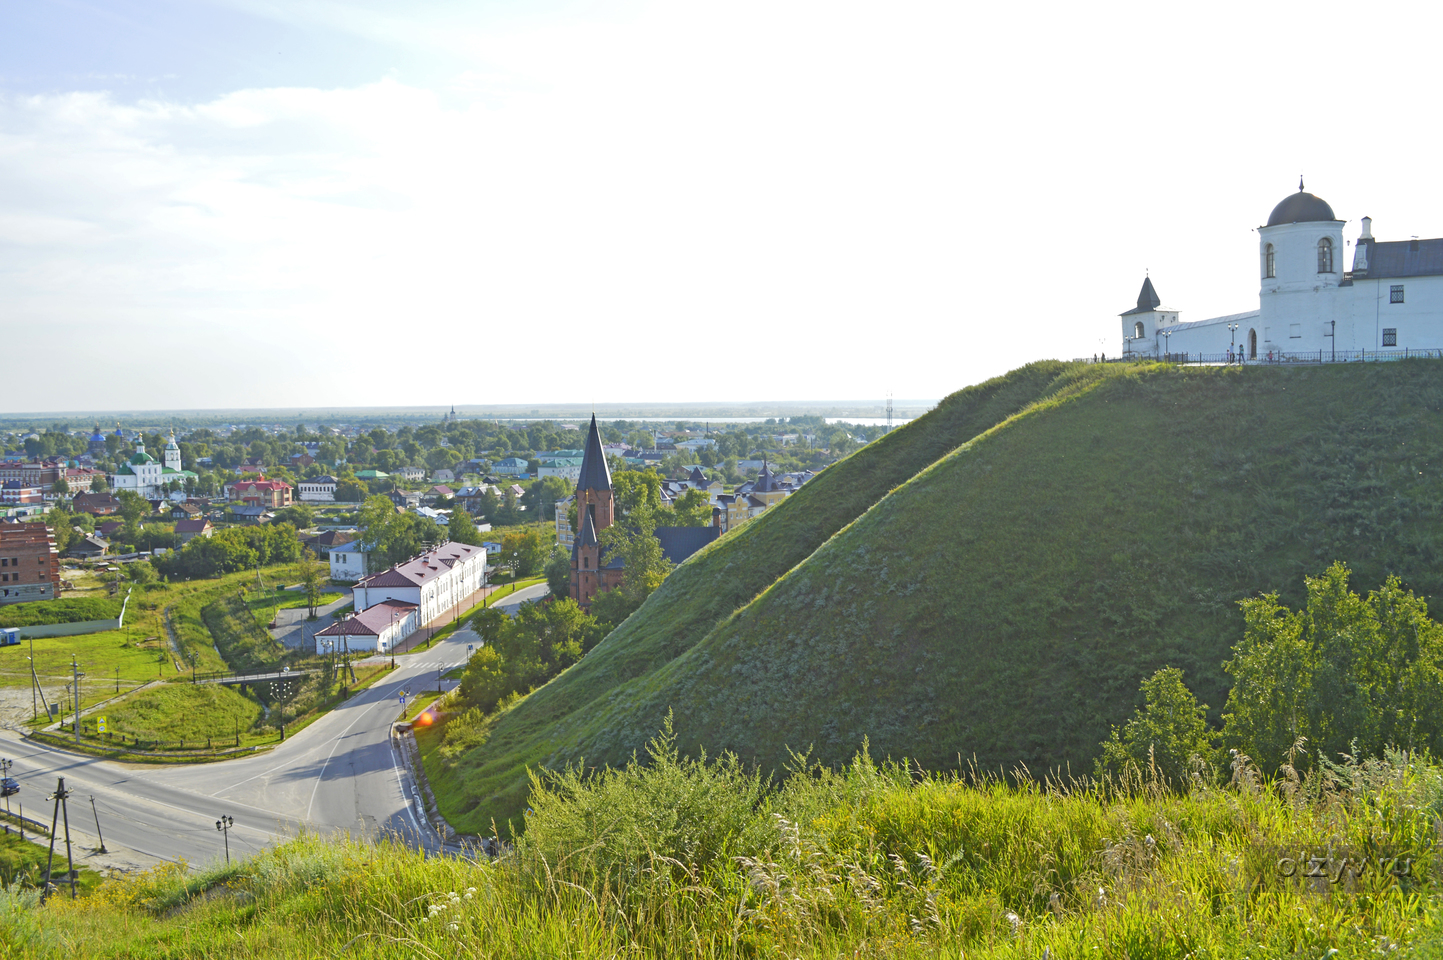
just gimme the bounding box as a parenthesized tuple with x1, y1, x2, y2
(110, 431, 197, 498)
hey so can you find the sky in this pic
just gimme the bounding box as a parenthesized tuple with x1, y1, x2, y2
(5, 0, 1443, 413)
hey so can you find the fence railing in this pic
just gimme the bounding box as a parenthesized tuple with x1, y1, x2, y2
(1079, 348, 1443, 366)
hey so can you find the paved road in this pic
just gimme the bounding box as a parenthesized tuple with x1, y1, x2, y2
(0, 628, 479, 873)
(491, 582, 550, 616)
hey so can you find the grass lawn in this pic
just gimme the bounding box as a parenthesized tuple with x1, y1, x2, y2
(100, 683, 265, 743)
(0, 627, 180, 691)
(0, 830, 105, 894)
(399, 690, 442, 723)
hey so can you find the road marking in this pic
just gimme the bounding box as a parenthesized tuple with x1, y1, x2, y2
(303, 687, 395, 822)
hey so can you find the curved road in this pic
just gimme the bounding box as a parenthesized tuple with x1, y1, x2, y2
(0, 581, 549, 872)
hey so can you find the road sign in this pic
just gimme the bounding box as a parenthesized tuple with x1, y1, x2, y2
(96, 717, 107, 734)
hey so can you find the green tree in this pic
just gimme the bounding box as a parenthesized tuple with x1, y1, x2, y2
(1221, 563, 1443, 773)
(447, 505, 483, 546)
(522, 476, 572, 521)
(612, 470, 662, 516)
(273, 504, 315, 529)
(598, 509, 672, 606)
(50, 476, 69, 497)
(500, 527, 550, 578)
(670, 488, 713, 527)
(1096, 667, 1214, 787)
(335, 479, 367, 502)
(544, 546, 571, 600)
(297, 548, 328, 618)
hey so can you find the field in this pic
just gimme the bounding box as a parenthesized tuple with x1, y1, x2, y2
(241, 589, 343, 626)
(2, 740, 1440, 958)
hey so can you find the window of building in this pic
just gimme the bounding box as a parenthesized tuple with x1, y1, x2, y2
(1265, 244, 1275, 278)
(1289, 324, 1302, 339)
(1317, 237, 1333, 273)
(1133, 321, 1145, 339)
(1391, 285, 1405, 303)
(1383, 328, 1398, 347)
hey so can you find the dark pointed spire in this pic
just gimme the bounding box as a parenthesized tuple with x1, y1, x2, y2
(756, 459, 775, 492)
(577, 508, 599, 546)
(1136, 276, 1161, 312)
(576, 414, 612, 492)
(1300, 175, 1305, 192)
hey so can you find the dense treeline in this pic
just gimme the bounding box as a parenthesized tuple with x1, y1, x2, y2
(152, 524, 304, 580)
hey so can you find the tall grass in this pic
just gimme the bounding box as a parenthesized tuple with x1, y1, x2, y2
(8, 728, 1439, 958)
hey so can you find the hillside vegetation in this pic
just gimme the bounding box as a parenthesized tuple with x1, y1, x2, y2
(445, 360, 1443, 831)
(0, 597, 123, 628)
(433, 361, 1095, 828)
(5, 741, 1440, 958)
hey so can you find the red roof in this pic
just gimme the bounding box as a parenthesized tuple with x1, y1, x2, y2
(316, 599, 417, 637)
(355, 541, 483, 589)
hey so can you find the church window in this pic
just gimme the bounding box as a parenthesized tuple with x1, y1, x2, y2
(583, 556, 590, 568)
(1383, 328, 1398, 347)
(1317, 238, 1333, 273)
(1133, 321, 1145, 339)
(1265, 244, 1275, 278)
(1391, 285, 1405, 303)
(1289, 324, 1302, 339)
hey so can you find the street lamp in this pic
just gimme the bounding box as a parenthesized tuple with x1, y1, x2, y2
(1161, 329, 1173, 361)
(216, 815, 234, 866)
(0, 758, 11, 815)
(1227, 321, 1240, 361)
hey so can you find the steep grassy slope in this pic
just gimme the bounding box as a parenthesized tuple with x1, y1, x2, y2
(565, 360, 1443, 781)
(436, 361, 1101, 828)
(447, 360, 1443, 832)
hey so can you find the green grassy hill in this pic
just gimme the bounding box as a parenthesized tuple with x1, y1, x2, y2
(446, 360, 1443, 831)
(435, 361, 1094, 828)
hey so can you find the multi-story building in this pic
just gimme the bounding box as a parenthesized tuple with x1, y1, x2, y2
(297, 476, 338, 502)
(351, 540, 487, 624)
(0, 482, 44, 505)
(0, 523, 61, 605)
(226, 478, 293, 508)
(555, 495, 575, 548)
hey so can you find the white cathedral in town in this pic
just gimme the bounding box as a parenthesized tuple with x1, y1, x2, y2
(1122, 180, 1443, 359)
(110, 432, 196, 498)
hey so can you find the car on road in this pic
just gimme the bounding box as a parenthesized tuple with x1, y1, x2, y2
(0, 778, 18, 798)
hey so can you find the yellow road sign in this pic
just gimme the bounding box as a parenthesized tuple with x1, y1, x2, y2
(97, 716, 107, 734)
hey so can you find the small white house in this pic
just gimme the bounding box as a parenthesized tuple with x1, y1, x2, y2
(314, 599, 417, 654)
(329, 543, 372, 581)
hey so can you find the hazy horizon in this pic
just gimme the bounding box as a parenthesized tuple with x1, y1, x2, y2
(6, 1, 1442, 410)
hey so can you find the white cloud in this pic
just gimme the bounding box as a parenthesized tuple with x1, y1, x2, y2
(5, 0, 1443, 411)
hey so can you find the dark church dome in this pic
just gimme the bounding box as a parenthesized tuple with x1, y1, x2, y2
(1267, 183, 1336, 226)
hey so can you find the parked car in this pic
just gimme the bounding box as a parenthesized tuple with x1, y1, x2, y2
(0, 778, 18, 798)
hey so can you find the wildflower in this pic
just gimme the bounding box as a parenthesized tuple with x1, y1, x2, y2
(448, 922, 460, 932)
(1006, 912, 1022, 936)
(1145, 834, 1156, 848)
(1097, 886, 1107, 907)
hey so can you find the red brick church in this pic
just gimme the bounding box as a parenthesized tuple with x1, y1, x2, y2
(570, 415, 624, 607)
(568, 414, 720, 610)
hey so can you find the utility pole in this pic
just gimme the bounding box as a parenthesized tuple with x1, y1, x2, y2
(89, 796, 107, 854)
(71, 657, 84, 743)
(44, 777, 76, 900)
(29, 635, 35, 720)
(0, 758, 10, 816)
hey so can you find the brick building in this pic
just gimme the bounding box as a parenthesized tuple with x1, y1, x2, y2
(226, 478, 293, 508)
(0, 523, 62, 605)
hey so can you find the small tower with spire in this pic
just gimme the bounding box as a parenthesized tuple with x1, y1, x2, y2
(1118, 275, 1178, 357)
(570, 414, 616, 609)
(164, 429, 182, 472)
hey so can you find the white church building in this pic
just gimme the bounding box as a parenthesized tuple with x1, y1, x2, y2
(1122, 181, 1443, 360)
(110, 432, 196, 498)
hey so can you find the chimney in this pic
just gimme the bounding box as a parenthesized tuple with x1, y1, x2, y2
(1359, 216, 1373, 240)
